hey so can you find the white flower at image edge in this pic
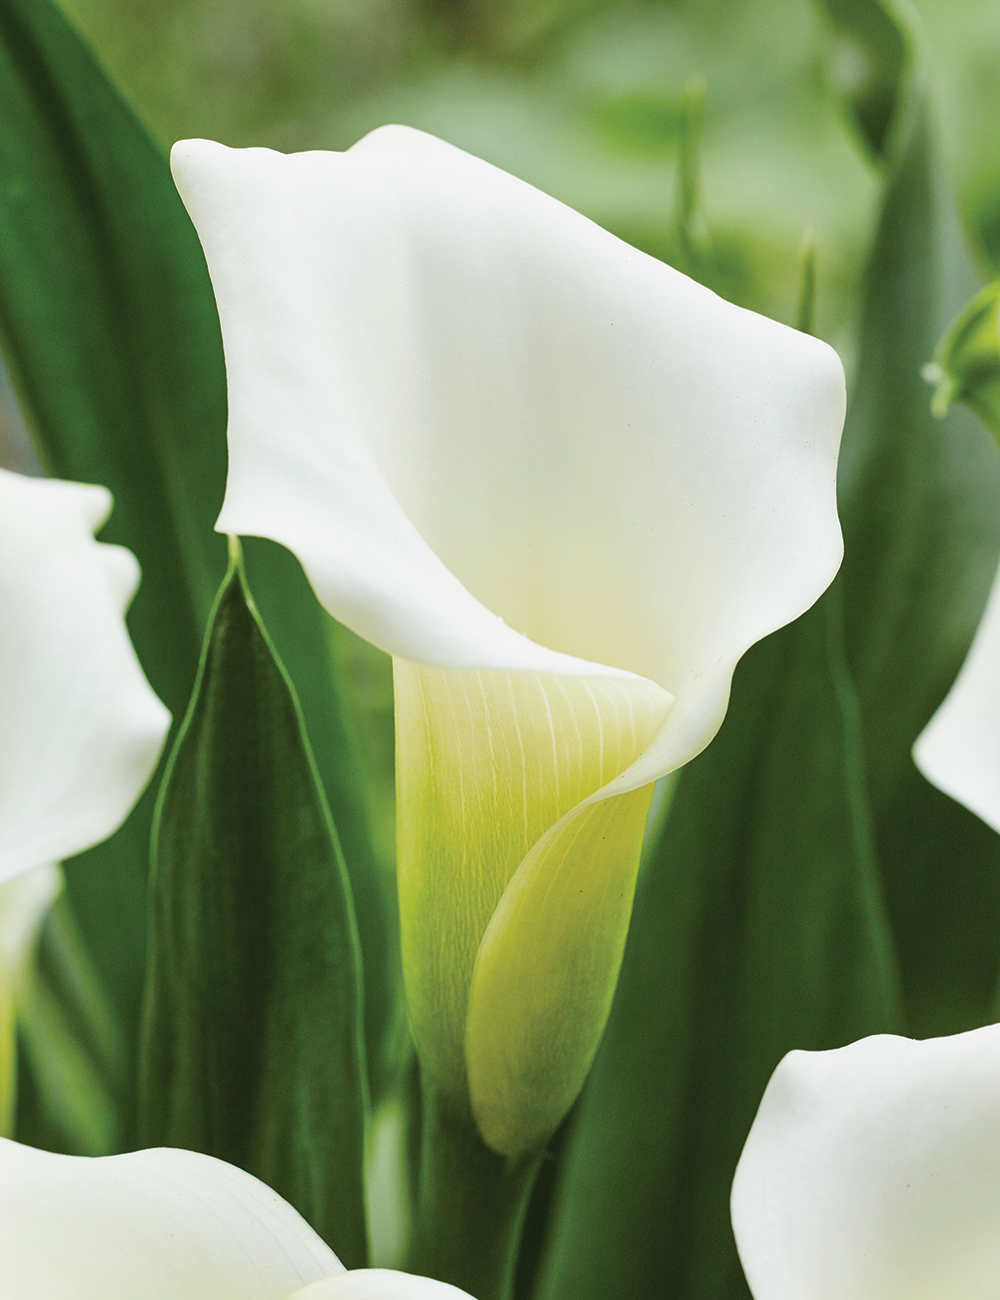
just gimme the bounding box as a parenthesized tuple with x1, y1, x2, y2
(914, 559, 1000, 832)
(171, 125, 846, 1155)
(0, 467, 169, 1127)
(0, 1135, 470, 1300)
(731, 1024, 1000, 1300)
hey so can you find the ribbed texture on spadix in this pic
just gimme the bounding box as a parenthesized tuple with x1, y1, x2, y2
(394, 661, 672, 1144)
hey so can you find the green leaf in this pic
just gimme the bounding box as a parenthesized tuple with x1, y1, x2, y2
(139, 556, 369, 1268)
(0, 0, 229, 1099)
(241, 537, 409, 1105)
(531, 589, 901, 1300)
(0, 0, 399, 1126)
(822, 0, 905, 155)
(15, 895, 127, 1156)
(830, 1, 1000, 1036)
(0, 0, 228, 707)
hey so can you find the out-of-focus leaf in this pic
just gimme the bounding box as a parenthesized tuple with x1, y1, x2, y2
(15, 893, 126, 1156)
(822, 0, 905, 155)
(829, 0, 1000, 1035)
(531, 589, 901, 1300)
(140, 557, 369, 1267)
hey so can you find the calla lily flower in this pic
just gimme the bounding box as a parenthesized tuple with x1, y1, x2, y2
(913, 562, 1000, 833)
(731, 1024, 1000, 1300)
(0, 467, 170, 1126)
(0, 468, 169, 877)
(0, 1135, 472, 1299)
(171, 125, 846, 1155)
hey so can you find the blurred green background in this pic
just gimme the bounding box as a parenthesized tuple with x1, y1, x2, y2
(53, 0, 1000, 360)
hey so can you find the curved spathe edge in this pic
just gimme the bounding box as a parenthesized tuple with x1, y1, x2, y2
(913, 558, 1000, 835)
(730, 1024, 1000, 1300)
(287, 1270, 476, 1299)
(462, 554, 841, 1153)
(0, 471, 172, 885)
(174, 132, 845, 703)
(0, 1138, 344, 1297)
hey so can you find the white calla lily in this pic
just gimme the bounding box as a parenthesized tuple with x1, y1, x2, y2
(0, 1136, 472, 1300)
(731, 1025, 1000, 1300)
(0, 467, 170, 876)
(914, 561, 1000, 832)
(289, 1273, 475, 1299)
(0, 466, 170, 1127)
(171, 125, 845, 1154)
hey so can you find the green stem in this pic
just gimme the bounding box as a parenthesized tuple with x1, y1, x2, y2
(405, 1083, 542, 1300)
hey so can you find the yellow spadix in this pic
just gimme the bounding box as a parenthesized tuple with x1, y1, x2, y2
(395, 662, 672, 1156)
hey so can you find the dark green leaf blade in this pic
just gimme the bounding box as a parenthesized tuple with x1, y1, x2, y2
(0, 0, 228, 708)
(241, 537, 409, 1105)
(140, 558, 368, 1268)
(828, 0, 1000, 1036)
(0, 0, 228, 1102)
(531, 589, 901, 1300)
(0, 1, 398, 1121)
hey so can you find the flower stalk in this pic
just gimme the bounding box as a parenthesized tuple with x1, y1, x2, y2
(406, 1082, 542, 1300)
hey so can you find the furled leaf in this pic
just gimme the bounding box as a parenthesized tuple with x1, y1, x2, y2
(531, 590, 901, 1300)
(140, 557, 368, 1268)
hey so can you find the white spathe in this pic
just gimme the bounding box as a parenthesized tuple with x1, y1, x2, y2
(914, 562, 1000, 832)
(0, 468, 170, 881)
(171, 125, 846, 784)
(731, 1024, 1000, 1300)
(289, 1273, 476, 1299)
(0, 1137, 340, 1299)
(0, 1137, 474, 1300)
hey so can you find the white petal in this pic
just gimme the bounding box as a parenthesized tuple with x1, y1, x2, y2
(172, 126, 845, 778)
(731, 1025, 1000, 1300)
(0, 1138, 343, 1299)
(0, 469, 170, 882)
(287, 1271, 475, 1299)
(914, 560, 1000, 831)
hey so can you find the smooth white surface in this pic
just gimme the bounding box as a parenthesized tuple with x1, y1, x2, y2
(0, 1139, 343, 1299)
(731, 1025, 1000, 1300)
(173, 125, 845, 780)
(914, 560, 1000, 832)
(0, 469, 170, 882)
(288, 1271, 475, 1299)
